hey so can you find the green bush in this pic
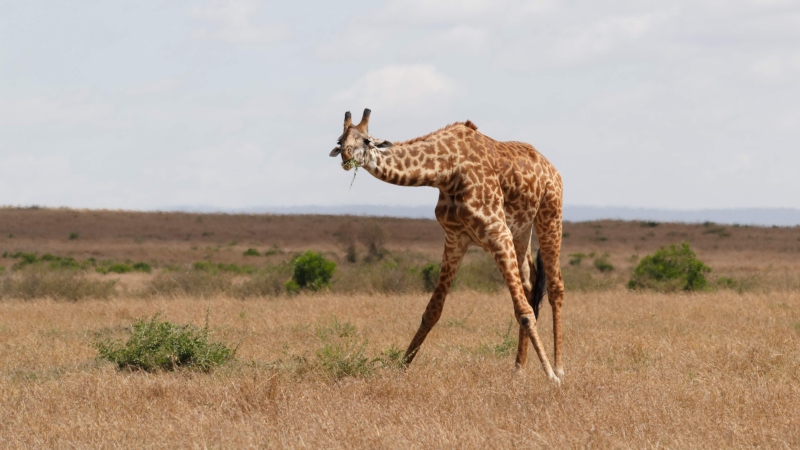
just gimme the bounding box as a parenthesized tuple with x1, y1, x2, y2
(421, 263, 440, 292)
(105, 263, 133, 274)
(627, 242, 711, 292)
(95, 313, 235, 372)
(593, 254, 614, 273)
(568, 252, 586, 266)
(243, 248, 260, 257)
(132, 262, 152, 273)
(287, 251, 336, 292)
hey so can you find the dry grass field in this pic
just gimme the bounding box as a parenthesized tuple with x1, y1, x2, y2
(1, 207, 799, 448)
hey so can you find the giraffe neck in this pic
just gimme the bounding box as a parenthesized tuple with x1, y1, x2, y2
(358, 136, 458, 189)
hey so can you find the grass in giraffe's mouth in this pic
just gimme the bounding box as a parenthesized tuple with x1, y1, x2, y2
(342, 158, 360, 190)
(341, 158, 357, 171)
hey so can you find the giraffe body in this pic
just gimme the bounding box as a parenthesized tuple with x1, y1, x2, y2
(330, 109, 564, 383)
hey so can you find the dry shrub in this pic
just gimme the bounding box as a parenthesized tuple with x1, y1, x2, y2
(236, 265, 293, 298)
(333, 222, 359, 263)
(0, 268, 116, 301)
(145, 269, 232, 298)
(359, 221, 388, 262)
(333, 258, 425, 294)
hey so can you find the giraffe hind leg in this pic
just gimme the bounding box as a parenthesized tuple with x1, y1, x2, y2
(534, 203, 565, 380)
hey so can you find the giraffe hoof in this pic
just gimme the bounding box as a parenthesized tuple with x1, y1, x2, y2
(549, 374, 562, 386)
(555, 367, 564, 379)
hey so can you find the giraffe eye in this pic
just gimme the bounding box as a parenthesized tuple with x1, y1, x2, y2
(363, 138, 371, 146)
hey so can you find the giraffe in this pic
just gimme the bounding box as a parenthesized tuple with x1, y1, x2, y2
(329, 109, 565, 384)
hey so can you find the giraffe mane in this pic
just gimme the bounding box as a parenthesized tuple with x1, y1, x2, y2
(392, 120, 478, 146)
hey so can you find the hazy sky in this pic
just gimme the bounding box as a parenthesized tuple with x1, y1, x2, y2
(1, 0, 798, 211)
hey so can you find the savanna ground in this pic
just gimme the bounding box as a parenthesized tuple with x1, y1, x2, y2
(1, 207, 799, 448)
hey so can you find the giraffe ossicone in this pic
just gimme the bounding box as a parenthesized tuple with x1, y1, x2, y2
(329, 108, 565, 383)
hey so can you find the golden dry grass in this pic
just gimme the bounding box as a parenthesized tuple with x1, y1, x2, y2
(1, 289, 799, 448)
(1, 208, 800, 448)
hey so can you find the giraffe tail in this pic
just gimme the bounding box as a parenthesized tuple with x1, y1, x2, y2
(532, 249, 547, 319)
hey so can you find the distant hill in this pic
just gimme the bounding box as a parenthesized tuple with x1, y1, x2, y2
(167, 204, 800, 227)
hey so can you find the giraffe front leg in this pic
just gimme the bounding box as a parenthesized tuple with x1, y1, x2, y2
(403, 235, 468, 366)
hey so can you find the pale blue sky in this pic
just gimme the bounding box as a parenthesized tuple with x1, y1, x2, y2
(1, 0, 798, 210)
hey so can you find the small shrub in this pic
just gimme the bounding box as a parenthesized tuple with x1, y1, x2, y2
(479, 320, 517, 357)
(314, 317, 369, 379)
(703, 225, 730, 238)
(640, 221, 660, 228)
(243, 248, 260, 257)
(102, 263, 134, 274)
(68, 232, 79, 240)
(568, 252, 586, 266)
(716, 276, 736, 289)
(421, 263, 440, 292)
(10, 252, 38, 269)
(627, 242, 711, 292)
(95, 313, 235, 372)
(132, 262, 152, 273)
(376, 345, 406, 369)
(288, 251, 336, 292)
(593, 254, 614, 273)
(316, 340, 373, 379)
(263, 245, 283, 256)
(40, 254, 82, 270)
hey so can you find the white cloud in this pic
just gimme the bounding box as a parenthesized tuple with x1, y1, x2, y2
(0, 154, 119, 208)
(191, 0, 289, 44)
(0, 94, 115, 129)
(314, 27, 388, 61)
(126, 78, 183, 97)
(331, 65, 460, 116)
(373, 0, 495, 25)
(403, 26, 491, 57)
(750, 53, 800, 84)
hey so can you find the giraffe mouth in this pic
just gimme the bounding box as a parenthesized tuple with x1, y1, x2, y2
(341, 159, 357, 171)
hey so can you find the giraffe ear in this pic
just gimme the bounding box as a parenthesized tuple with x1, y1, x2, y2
(375, 140, 393, 149)
(329, 147, 342, 157)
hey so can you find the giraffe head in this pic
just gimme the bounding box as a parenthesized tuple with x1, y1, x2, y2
(329, 108, 393, 171)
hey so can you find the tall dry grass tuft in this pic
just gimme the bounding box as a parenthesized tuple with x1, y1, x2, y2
(0, 267, 116, 301)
